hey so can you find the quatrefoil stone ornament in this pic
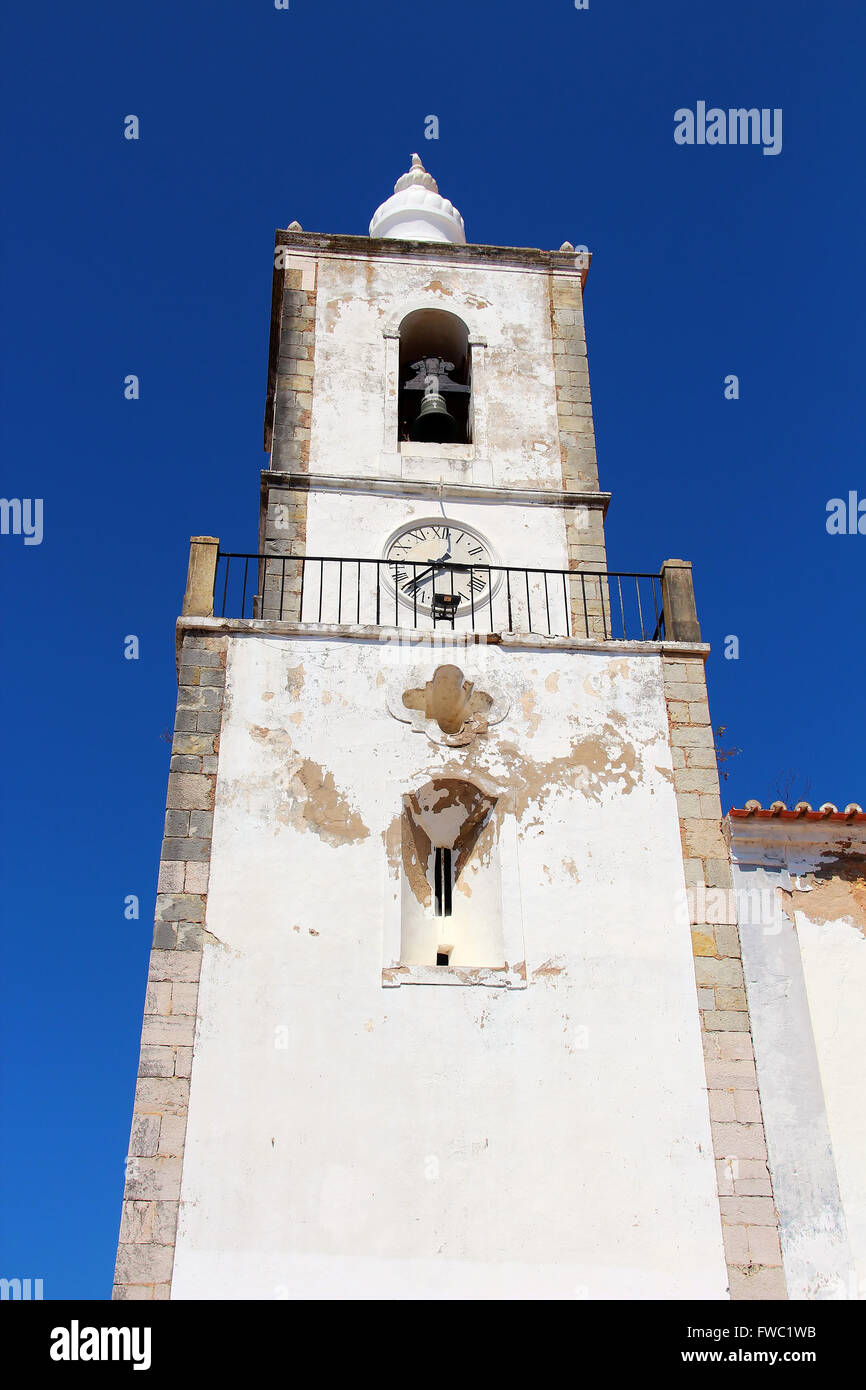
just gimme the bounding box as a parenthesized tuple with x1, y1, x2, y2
(387, 665, 509, 747)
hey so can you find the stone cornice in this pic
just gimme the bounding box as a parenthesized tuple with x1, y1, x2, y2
(274, 228, 590, 284)
(178, 615, 705, 662)
(260, 470, 611, 512)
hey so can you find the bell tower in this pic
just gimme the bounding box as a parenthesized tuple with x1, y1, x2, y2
(113, 157, 786, 1301)
(258, 152, 610, 628)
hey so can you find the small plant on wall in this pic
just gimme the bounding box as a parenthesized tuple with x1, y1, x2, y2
(714, 725, 742, 783)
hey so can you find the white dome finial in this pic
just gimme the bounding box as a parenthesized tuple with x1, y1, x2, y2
(393, 154, 438, 194)
(370, 155, 466, 244)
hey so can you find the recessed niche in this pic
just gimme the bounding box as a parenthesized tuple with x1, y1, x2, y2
(399, 777, 505, 970)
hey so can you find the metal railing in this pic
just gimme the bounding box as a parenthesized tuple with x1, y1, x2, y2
(213, 553, 665, 642)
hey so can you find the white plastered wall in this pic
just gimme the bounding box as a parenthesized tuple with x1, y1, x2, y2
(799, 907, 866, 1296)
(170, 633, 728, 1300)
(303, 492, 569, 573)
(731, 825, 866, 1300)
(308, 254, 565, 491)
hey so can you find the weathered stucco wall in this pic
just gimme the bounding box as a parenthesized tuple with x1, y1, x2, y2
(170, 632, 728, 1299)
(303, 490, 569, 576)
(799, 905, 866, 1298)
(307, 253, 574, 492)
(731, 822, 866, 1300)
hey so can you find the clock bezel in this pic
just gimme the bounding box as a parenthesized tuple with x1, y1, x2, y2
(379, 516, 503, 620)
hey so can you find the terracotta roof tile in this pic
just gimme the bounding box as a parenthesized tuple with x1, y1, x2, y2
(729, 800, 865, 823)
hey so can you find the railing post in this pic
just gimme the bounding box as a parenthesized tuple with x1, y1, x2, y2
(182, 536, 219, 617)
(661, 558, 701, 643)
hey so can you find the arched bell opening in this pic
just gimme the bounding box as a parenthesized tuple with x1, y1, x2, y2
(397, 309, 472, 445)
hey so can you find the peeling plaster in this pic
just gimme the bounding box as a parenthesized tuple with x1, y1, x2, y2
(246, 724, 370, 848)
(533, 958, 566, 979)
(289, 759, 370, 847)
(286, 665, 305, 699)
(520, 689, 541, 737)
(779, 855, 866, 936)
(583, 659, 632, 699)
(485, 724, 641, 820)
(418, 280, 491, 311)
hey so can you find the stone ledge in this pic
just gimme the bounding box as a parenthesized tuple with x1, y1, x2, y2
(260, 469, 612, 510)
(177, 614, 710, 660)
(272, 227, 592, 283)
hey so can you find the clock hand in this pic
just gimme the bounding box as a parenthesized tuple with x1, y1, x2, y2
(402, 565, 438, 594)
(402, 561, 472, 595)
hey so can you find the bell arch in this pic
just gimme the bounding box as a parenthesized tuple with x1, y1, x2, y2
(396, 308, 473, 444)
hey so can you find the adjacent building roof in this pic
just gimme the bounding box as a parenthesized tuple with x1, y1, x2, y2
(730, 801, 866, 824)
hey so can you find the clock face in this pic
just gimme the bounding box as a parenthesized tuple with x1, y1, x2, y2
(382, 518, 500, 618)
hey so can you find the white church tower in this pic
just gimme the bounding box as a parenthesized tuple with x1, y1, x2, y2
(113, 158, 788, 1300)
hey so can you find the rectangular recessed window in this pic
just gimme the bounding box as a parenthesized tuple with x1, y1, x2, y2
(434, 847, 452, 918)
(397, 780, 508, 974)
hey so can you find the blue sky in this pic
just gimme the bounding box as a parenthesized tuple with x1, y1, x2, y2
(1, 0, 863, 1297)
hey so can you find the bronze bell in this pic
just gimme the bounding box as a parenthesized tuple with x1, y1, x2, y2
(411, 391, 459, 443)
